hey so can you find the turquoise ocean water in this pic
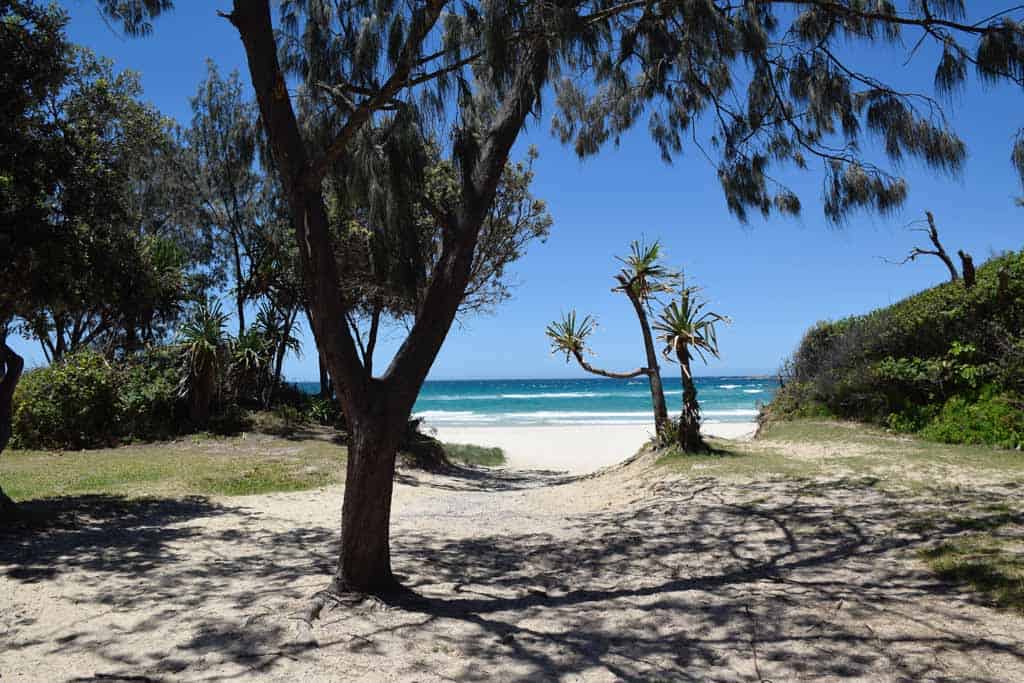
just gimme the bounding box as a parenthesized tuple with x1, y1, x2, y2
(297, 376, 776, 427)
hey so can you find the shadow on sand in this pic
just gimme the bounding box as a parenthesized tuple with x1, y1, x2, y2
(1, 471, 1022, 681)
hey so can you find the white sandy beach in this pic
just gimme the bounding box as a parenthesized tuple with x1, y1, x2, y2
(430, 422, 757, 474)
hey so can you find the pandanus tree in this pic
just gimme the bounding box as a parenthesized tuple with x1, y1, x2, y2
(654, 283, 730, 452)
(547, 239, 673, 438)
(178, 300, 228, 427)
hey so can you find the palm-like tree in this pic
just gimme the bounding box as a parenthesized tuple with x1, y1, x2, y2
(546, 239, 674, 437)
(230, 327, 272, 407)
(255, 301, 302, 390)
(614, 239, 674, 304)
(178, 299, 228, 427)
(654, 282, 730, 452)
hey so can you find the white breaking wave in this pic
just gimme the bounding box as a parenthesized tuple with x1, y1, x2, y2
(743, 389, 764, 394)
(416, 408, 757, 424)
(426, 391, 611, 401)
(718, 384, 741, 389)
(498, 392, 607, 399)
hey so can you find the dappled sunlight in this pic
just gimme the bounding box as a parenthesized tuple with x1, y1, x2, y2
(3, 463, 1023, 680)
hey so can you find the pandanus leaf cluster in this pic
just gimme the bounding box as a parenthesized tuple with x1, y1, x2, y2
(654, 284, 731, 374)
(548, 239, 729, 451)
(545, 310, 597, 362)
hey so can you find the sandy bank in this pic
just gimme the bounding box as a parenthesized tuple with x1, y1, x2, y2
(430, 422, 756, 474)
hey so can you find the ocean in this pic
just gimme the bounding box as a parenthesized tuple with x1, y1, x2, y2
(296, 376, 777, 427)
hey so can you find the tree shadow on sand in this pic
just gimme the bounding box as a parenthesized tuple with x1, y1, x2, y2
(1, 476, 1022, 681)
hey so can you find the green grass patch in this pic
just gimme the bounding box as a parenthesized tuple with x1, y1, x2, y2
(443, 442, 506, 467)
(921, 534, 1024, 613)
(1, 434, 347, 501)
(654, 441, 825, 481)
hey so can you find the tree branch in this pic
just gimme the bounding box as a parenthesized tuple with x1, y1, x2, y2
(571, 350, 650, 380)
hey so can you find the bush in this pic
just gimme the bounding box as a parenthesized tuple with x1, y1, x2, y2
(305, 395, 343, 427)
(921, 391, 1024, 449)
(118, 347, 182, 441)
(12, 350, 122, 449)
(770, 250, 1024, 447)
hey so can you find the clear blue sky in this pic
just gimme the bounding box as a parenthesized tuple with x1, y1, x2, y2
(16, 1, 1022, 380)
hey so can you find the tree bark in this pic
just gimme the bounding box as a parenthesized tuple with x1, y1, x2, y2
(958, 250, 976, 289)
(337, 412, 401, 592)
(676, 348, 705, 452)
(1, 339, 25, 518)
(621, 286, 670, 437)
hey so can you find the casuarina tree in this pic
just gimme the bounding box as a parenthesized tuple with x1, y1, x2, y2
(96, 1, 1024, 597)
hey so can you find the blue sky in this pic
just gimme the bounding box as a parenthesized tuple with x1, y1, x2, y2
(16, 1, 1023, 380)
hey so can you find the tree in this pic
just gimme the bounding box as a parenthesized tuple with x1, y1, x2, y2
(11, 46, 197, 361)
(546, 239, 674, 437)
(102, 0, 1024, 596)
(888, 211, 976, 288)
(177, 300, 228, 427)
(0, 0, 70, 517)
(181, 62, 265, 337)
(654, 282, 729, 452)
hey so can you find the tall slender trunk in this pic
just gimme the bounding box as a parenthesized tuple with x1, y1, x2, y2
(623, 289, 669, 436)
(676, 348, 704, 452)
(232, 238, 246, 337)
(1, 339, 25, 518)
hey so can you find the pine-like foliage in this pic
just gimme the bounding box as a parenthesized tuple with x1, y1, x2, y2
(549, 1, 1024, 222)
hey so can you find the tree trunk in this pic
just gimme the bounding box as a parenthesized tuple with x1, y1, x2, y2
(1, 340, 25, 519)
(233, 240, 246, 338)
(622, 288, 669, 436)
(318, 350, 332, 399)
(676, 349, 704, 452)
(958, 250, 976, 289)
(189, 372, 213, 428)
(335, 414, 401, 593)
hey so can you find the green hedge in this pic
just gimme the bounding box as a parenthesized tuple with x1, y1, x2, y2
(770, 250, 1024, 449)
(11, 349, 185, 449)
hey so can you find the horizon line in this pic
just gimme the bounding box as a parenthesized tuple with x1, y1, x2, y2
(285, 373, 777, 383)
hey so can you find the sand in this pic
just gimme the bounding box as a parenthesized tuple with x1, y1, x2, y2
(3, 425, 1024, 681)
(431, 422, 757, 473)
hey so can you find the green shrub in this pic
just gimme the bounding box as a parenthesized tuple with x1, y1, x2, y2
(11, 350, 121, 449)
(771, 250, 1024, 447)
(921, 391, 1024, 449)
(305, 396, 342, 426)
(118, 347, 182, 441)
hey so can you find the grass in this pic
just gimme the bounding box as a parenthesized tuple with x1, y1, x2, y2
(443, 442, 506, 467)
(657, 419, 1024, 492)
(1, 429, 509, 501)
(921, 534, 1024, 613)
(1, 431, 347, 501)
(658, 417, 1024, 615)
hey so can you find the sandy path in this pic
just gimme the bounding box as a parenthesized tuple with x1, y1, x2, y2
(431, 422, 757, 473)
(2, 439, 1023, 681)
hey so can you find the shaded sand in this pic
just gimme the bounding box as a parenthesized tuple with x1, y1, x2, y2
(431, 422, 757, 474)
(3, 431, 1024, 681)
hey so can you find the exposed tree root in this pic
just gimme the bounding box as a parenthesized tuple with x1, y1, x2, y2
(304, 577, 428, 623)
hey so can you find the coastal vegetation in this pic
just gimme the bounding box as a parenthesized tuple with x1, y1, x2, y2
(547, 240, 728, 452)
(3, 0, 1024, 609)
(546, 240, 673, 438)
(767, 250, 1024, 449)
